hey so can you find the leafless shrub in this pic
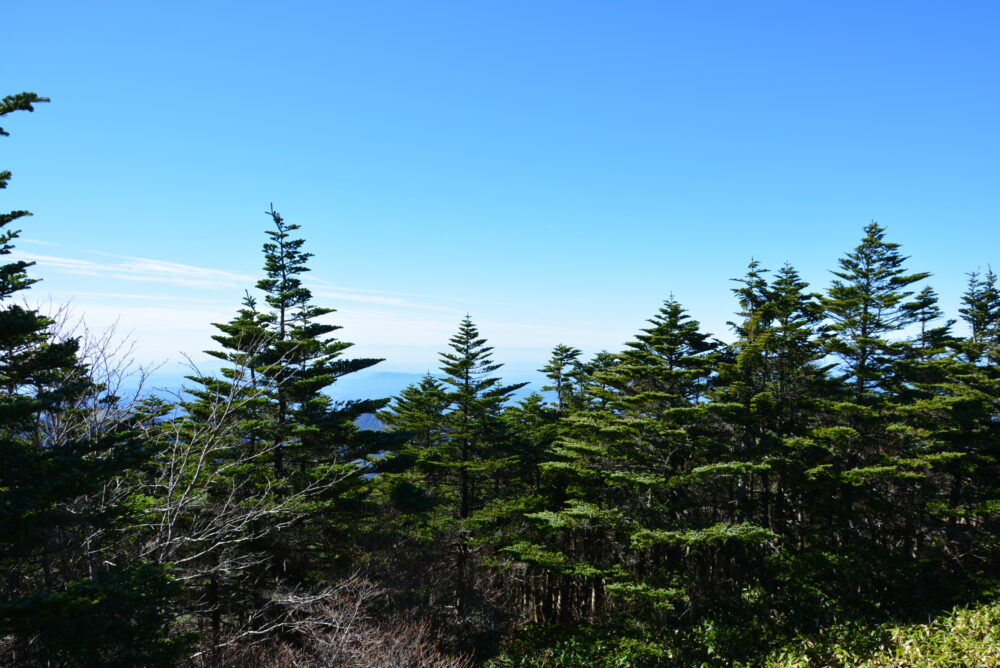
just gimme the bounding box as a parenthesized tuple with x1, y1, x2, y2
(191, 577, 472, 668)
(38, 309, 157, 438)
(28, 310, 362, 657)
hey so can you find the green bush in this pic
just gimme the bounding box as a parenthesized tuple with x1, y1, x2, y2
(764, 600, 1000, 667)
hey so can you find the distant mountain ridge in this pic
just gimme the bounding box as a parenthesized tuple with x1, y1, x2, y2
(330, 370, 545, 403)
(354, 413, 386, 432)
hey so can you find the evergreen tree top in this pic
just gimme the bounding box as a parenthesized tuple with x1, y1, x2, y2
(378, 374, 450, 432)
(771, 264, 822, 317)
(623, 298, 717, 367)
(540, 344, 583, 379)
(0, 92, 49, 138)
(439, 316, 502, 381)
(257, 206, 316, 317)
(439, 315, 526, 402)
(727, 262, 824, 342)
(825, 222, 931, 398)
(826, 222, 930, 331)
(601, 298, 718, 406)
(540, 344, 584, 411)
(828, 222, 930, 314)
(960, 268, 999, 344)
(730, 259, 770, 317)
(1, 94, 48, 299)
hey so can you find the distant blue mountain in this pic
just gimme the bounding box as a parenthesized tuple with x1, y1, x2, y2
(135, 369, 548, 408)
(329, 370, 545, 403)
(329, 371, 429, 401)
(354, 413, 387, 431)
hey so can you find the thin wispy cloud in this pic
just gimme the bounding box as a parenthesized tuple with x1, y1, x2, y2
(308, 275, 514, 306)
(73, 250, 473, 306)
(70, 292, 227, 304)
(309, 288, 461, 313)
(10, 245, 552, 370)
(80, 249, 260, 285)
(19, 238, 61, 247)
(14, 250, 256, 289)
(13, 248, 474, 312)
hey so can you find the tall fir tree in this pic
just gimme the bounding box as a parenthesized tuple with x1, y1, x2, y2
(540, 344, 583, 412)
(903, 286, 954, 353)
(713, 261, 833, 537)
(174, 207, 397, 654)
(958, 268, 1000, 365)
(169, 291, 279, 655)
(812, 224, 960, 615)
(824, 221, 930, 401)
(437, 317, 526, 624)
(254, 206, 385, 478)
(377, 374, 451, 505)
(0, 93, 182, 666)
(185, 291, 274, 442)
(438, 316, 527, 522)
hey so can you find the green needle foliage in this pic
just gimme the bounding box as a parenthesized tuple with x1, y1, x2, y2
(959, 268, 1000, 365)
(0, 93, 183, 666)
(438, 316, 527, 520)
(255, 206, 388, 478)
(172, 208, 401, 655)
(540, 344, 584, 413)
(825, 221, 930, 401)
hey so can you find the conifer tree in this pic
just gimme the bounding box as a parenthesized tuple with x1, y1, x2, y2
(175, 207, 396, 652)
(903, 286, 954, 353)
(438, 316, 527, 521)
(958, 268, 1000, 365)
(501, 392, 559, 494)
(824, 222, 930, 400)
(380, 374, 450, 455)
(254, 207, 386, 479)
(185, 291, 274, 441)
(600, 298, 719, 414)
(376, 374, 451, 509)
(572, 349, 620, 411)
(714, 261, 832, 538)
(891, 268, 1000, 596)
(0, 93, 182, 665)
(249, 209, 393, 584)
(540, 344, 583, 412)
(435, 318, 524, 620)
(813, 225, 961, 613)
(168, 292, 280, 654)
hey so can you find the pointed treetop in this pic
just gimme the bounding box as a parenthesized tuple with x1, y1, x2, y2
(960, 268, 1000, 345)
(1, 93, 48, 298)
(439, 315, 527, 401)
(825, 222, 932, 398)
(257, 206, 316, 317)
(440, 315, 501, 381)
(540, 344, 583, 411)
(831, 222, 930, 294)
(604, 298, 718, 406)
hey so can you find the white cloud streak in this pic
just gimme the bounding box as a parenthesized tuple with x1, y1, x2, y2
(308, 275, 514, 306)
(15, 250, 257, 289)
(69, 292, 227, 304)
(11, 247, 566, 370)
(14, 249, 471, 312)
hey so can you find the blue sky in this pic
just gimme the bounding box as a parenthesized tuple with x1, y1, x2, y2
(4, 1, 999, 395)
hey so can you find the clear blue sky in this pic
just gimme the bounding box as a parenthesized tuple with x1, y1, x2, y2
(5, 1, 999, 393)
